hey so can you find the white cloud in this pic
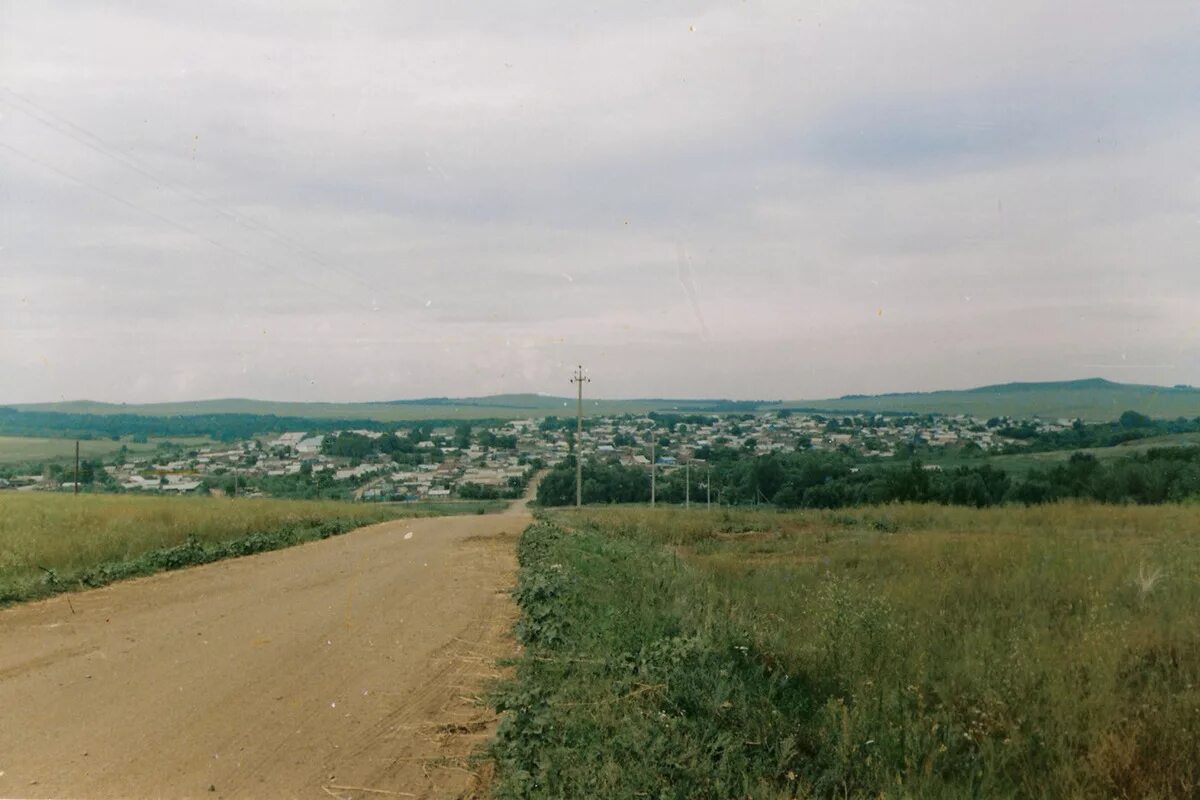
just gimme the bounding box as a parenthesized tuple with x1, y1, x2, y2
(1, 0, 1197, 401)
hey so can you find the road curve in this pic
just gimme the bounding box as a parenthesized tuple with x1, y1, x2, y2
(0, 499, 532, 799)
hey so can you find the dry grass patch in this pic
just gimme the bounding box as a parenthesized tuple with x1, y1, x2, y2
(519, 502, 1200, 798)
(0, 492, 428, 602)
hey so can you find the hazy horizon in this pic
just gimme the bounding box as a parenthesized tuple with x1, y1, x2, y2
(3, 2, 1198, 404)
(7, 376, 1196, 408)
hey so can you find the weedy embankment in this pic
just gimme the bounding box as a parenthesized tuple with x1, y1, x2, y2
(490, 504, 1200, 799)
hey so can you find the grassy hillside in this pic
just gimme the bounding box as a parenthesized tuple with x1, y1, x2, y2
(12, 379, 1200, 425)
(928, 431, 1200, 476)
(787, 378, 1200, 422)
(0, 493, 448, 603)
(10, 395, 749, 421)
(0, 435, 214, 465)
(491, 504, 1200, 798)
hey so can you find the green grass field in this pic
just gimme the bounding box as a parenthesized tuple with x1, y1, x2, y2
(926, 432, 1200, 476)
(15, 379, 1200, 425)
(0, 493, 457, 604)
(11, 395, 724, 421)
(491, 503, 1200, 798)
(787, 378, 1200, 422)
(0, 435, 215, 465)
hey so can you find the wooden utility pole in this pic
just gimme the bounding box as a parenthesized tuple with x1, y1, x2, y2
(74, 440, 79, 495)
(570, 365, 590, 508)
(650, 438, 656, 507)
(685, 462, 690, 509)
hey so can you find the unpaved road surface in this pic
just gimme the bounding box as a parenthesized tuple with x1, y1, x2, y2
(0, 499, 531, 799)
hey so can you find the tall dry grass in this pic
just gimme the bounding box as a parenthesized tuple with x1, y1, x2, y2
(550, 502, 1200, 797)
(0, 493, 415, 602)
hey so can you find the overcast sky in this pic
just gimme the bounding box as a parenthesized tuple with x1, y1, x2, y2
(2, 1, 1198, 403)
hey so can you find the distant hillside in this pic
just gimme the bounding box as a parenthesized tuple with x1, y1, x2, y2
(787, 378, 1200, 422)
(9, 395, 767, 422)
(10, 379, 1197, 425)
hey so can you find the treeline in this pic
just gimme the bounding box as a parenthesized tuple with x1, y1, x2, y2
(320, 429, 431, 460)
(319, 425, 518, 461)
(537, 447, 1200, 508)
(994, 410, 1200, 453)
(205, 465, 353, 501)
(30, 459, 114, 487)
(0, 407, 507, 442)
(538, 460, 653, 505)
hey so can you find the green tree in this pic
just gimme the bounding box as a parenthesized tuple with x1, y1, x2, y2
(454, 424, 473, 449)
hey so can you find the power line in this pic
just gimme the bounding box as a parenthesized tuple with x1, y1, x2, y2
(649, 436, 656, 506)
(570, 365, 590, 508)
(0, 87, 421, 309)
(0, 89, 366, 286)
(0, 139, 372, 311)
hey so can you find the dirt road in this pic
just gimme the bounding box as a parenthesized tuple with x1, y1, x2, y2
(0, 497, 532, 799)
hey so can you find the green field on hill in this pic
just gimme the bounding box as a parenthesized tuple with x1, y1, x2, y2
(927, 431, 1200, 476)
(788, 378, 1200, 422)
(492, 503, 1200, 798)
(0, 435, 214, 465)
(10, 395, 733, 421)
(13, 379, 1200, 425)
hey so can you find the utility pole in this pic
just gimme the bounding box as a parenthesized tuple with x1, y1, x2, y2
(74, 440, 79, 495)
(649, 438, 656, 507)
(570, 365, 589, 508)
(707, 464, 711, 509)
(685, 462, 690, 509)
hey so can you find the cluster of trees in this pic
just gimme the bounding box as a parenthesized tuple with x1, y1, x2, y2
(476, 430, 518, 449)
(0, 408, 379, 442)
(208, 463, 353, 500)
(537, 446, 1200, 509)
(450, 423, 520, 449)
(1009, 449, 1200, 505)
(33, 459, 114, 487)
(320, 426, 519, 464)
(537, 458, 651, 505)
(991, 411, 1200, 454)
(0, 407, 508, 443)
(320, 429, 429, 461)
(0, 440, 195, 486)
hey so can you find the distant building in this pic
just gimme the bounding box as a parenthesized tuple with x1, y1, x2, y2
(296, 435, 325, 454)
(273, 432, 308, 449)
(122, 475, 162, 490)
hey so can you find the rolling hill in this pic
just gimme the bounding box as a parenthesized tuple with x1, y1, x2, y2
(783, 378, 1200, 422)
(7, 395, 764, 422)
(10, 379, 1199, 424)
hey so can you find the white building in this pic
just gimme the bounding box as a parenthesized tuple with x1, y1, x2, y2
(273, 432, 308, 449)
(296, 435, 325, 455)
